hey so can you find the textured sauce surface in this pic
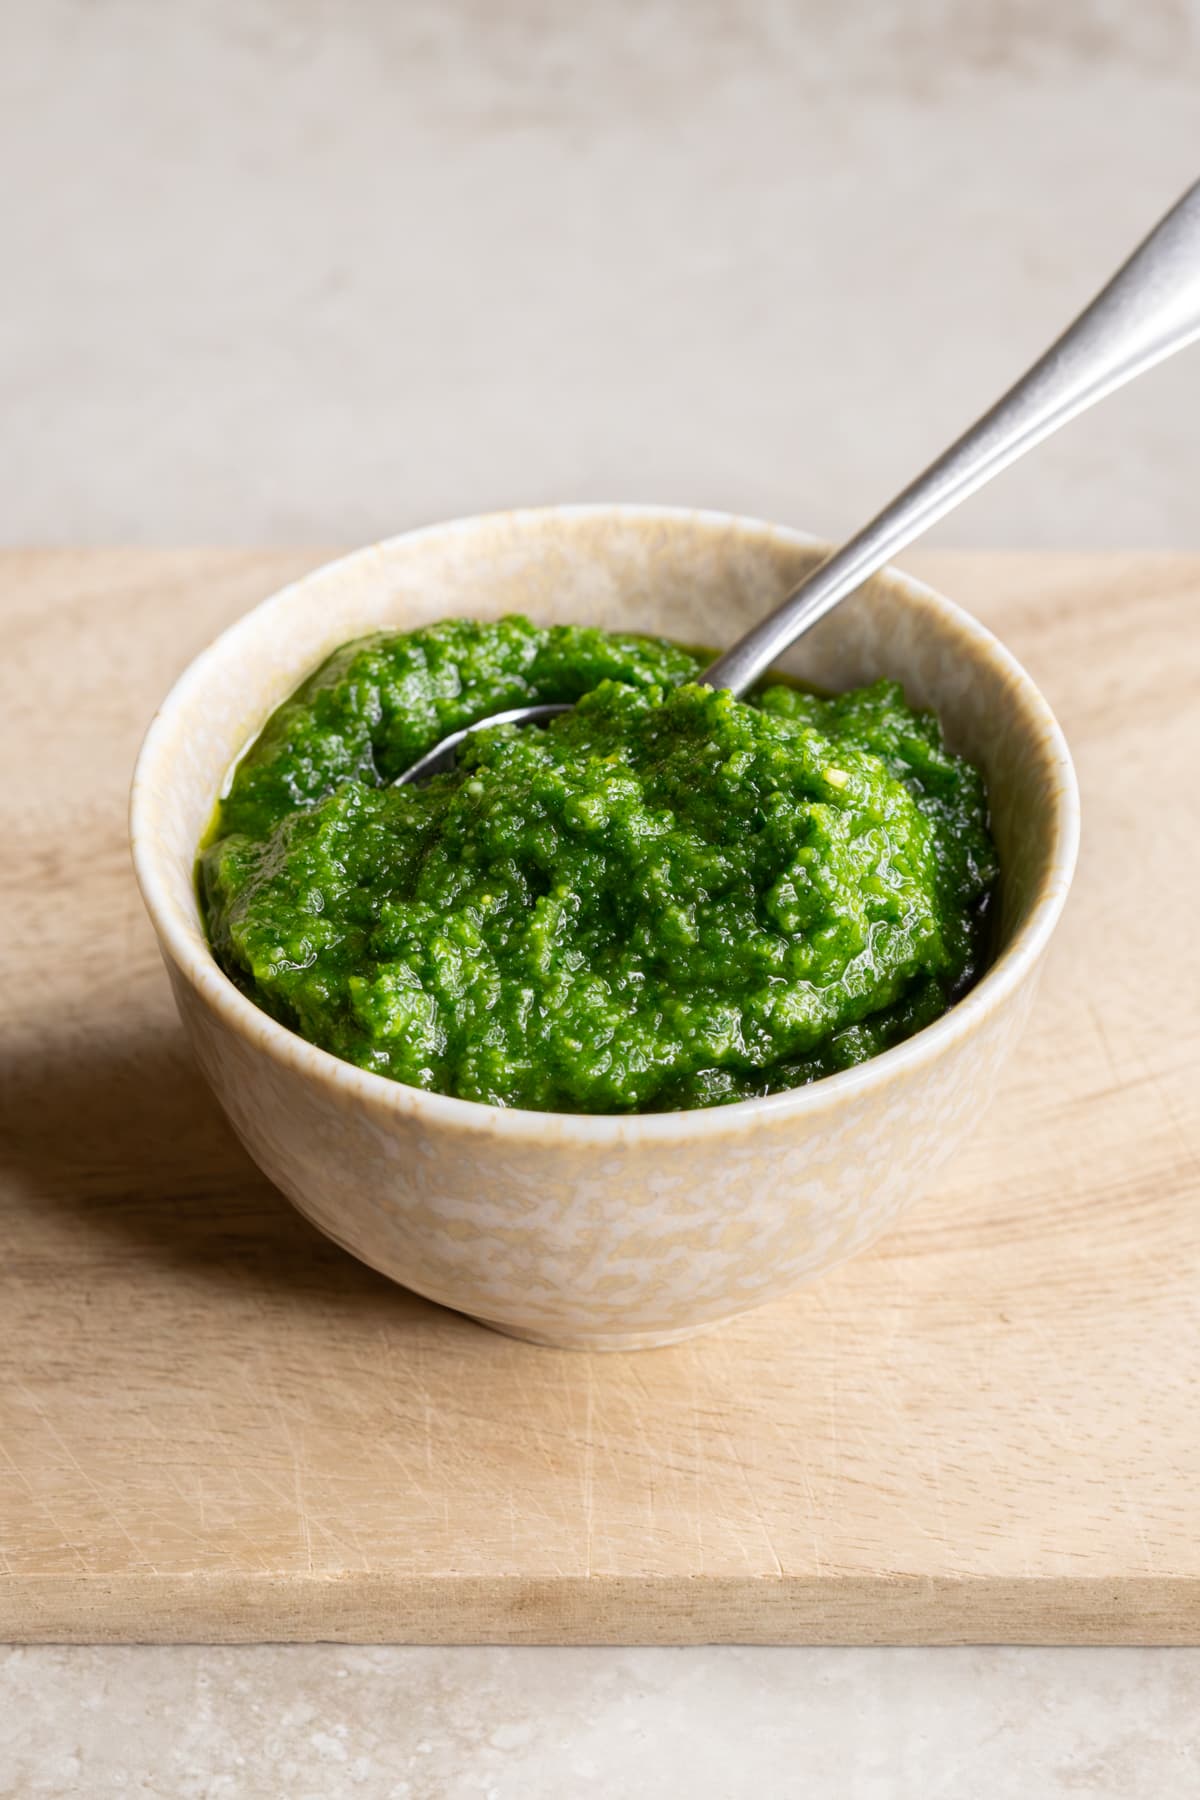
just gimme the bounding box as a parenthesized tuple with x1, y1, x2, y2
(200, 618, 997, 1112)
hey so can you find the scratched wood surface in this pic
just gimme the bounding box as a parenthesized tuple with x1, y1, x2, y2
(2, 549, 1198, 1645)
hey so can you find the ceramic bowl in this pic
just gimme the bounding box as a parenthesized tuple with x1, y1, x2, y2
(130, 506, 1079, 1350)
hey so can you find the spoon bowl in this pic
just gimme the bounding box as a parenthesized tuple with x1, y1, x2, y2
(396, 702, 570, 786)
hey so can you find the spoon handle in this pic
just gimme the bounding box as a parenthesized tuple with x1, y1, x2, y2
(702, 177, 1200, 695)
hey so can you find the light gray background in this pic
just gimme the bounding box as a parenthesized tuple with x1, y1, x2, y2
(3, 2, 1199, 1795)
(1, 1645, 1196, 1798)
(4, 0, 1200, 547)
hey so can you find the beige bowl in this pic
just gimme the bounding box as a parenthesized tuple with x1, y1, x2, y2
(131, 507, 1079, 1350)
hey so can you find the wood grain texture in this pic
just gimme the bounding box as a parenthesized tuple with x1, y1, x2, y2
(1, 549, 1198, 1645)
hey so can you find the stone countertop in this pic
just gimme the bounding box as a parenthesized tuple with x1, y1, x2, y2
(3, 1646, 1198, 1797)
(3, 1, 1199, 1793)
(4, 0, 1200, 550)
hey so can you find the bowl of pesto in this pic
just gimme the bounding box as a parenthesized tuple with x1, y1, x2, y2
(131, 507, 1078, 1348)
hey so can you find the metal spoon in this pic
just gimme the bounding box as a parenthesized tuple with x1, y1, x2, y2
(398, 177, 1200, 787)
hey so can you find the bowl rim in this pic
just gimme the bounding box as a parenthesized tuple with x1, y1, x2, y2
(130, 502, 1080, 1144)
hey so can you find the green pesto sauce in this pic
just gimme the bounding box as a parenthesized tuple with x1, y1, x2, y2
(199, 616, 998, 1113)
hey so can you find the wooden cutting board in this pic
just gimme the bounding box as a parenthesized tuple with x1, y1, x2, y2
(2, 549, 1198, 1646)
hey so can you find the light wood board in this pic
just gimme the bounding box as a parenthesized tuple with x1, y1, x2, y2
(2, 549, 1198, 1645)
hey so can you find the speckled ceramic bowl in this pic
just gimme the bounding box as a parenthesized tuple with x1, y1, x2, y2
(131, 507, 1078, 1349)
